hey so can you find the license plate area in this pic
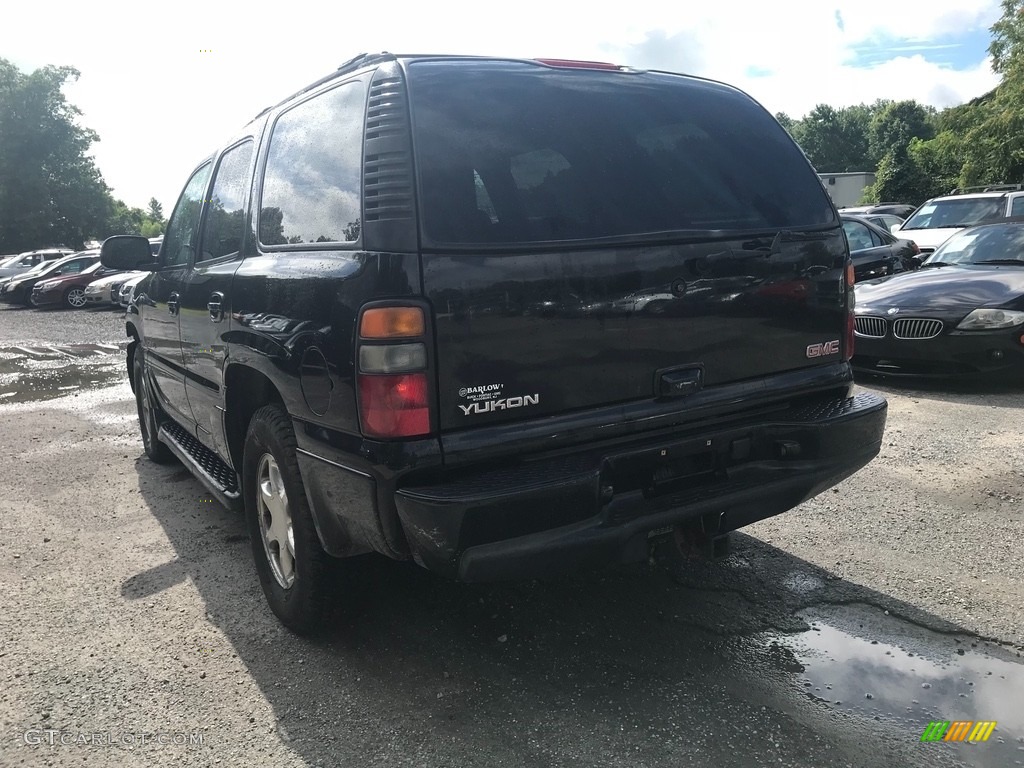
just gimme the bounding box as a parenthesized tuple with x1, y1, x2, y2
(602, 435, 726, 501)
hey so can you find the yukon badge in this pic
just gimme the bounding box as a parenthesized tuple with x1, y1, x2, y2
(806, 339, 840, 358)
(457, 382, 540, 415)
(458, 394, 540, 415)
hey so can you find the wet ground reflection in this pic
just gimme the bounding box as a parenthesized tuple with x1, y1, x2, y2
(778, 605, 1024, 766)
(0, 344, 125, 403)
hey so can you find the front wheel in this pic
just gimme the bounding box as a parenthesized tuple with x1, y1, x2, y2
(63, 287, 87, 309)
(133, 348, 174, 464)
(243, 405, 334, 634)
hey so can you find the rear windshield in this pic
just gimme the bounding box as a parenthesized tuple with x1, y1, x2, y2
(407, 61, 835, 246)
(902, 197, 1005, 230)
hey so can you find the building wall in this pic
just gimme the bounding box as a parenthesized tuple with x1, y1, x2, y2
(818, 172, 876, 208)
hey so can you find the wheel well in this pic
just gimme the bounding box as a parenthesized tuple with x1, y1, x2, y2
(126, 326, 140, 394)
(224, 365, 285, 472)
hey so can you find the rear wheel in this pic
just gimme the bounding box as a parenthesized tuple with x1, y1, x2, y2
(133, 348, 174, 464)
(243, 405, 334, 634)
(63, 287, 87, 309)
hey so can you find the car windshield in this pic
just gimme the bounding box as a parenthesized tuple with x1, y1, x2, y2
(902, 198, 1004, 230)
(925, 223, 1024, 265)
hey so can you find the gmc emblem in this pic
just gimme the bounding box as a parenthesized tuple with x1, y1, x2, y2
(806, 339, 840, 358)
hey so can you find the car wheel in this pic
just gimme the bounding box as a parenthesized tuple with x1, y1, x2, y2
(243, 404, 333, 634)
(132, 348, 174, 464)
(63, 287, 87, 309)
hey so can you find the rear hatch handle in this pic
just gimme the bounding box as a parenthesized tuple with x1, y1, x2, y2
(658, 366, 704, 398)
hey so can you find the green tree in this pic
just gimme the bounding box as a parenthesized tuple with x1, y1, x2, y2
(989, 0, 1024, 74)
(865, 145, 933, 205)
(791, 104, 873, 172)
(0, 59, 112, 251)
(950, 1, 1024, 185)
(147, 197, 164, 221)
(867, 100, 936, 165)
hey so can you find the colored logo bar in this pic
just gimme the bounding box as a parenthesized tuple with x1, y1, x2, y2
(920, 721, 997, 743)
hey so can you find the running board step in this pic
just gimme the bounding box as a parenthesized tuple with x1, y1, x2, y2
(158, 421, 242, 511)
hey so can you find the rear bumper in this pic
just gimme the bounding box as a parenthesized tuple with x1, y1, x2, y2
(395, 390, 887, 581)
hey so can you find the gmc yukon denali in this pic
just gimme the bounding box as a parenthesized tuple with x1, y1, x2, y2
(101, 54, 887, 633)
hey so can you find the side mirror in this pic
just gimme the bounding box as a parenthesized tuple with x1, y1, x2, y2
(908, 256, 922, 269)
(101, 236, 156, 271)
(890, 224, 901, 234)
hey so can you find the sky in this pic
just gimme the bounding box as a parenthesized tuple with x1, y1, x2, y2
(0, 0, 1005, 214)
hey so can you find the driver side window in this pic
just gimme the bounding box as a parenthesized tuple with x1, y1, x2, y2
(162, 163, 213, 268)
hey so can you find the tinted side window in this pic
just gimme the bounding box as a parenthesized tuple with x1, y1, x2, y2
(408, 62, 834, 246)
(163, 163, 214, 268)
(1011, 197, 1024, 217)
(260, 79, 367, 246)
(199, 141, 254, 262)
(842, 220, 874, 251)
(58, 259, 91, 275)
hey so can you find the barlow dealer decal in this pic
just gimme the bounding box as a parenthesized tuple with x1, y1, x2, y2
(457, 383, 540, 415)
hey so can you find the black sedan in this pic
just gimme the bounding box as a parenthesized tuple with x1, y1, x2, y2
(842, 215, 921, 281)
(852, 220, 1024, 378)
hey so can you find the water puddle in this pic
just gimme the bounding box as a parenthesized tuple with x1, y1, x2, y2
(0, 344, 126, 403)
(778, 605, 1024, 766)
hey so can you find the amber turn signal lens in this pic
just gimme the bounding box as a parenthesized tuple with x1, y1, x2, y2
(845, 263, 855, 286)
(360, 307, 425, 339)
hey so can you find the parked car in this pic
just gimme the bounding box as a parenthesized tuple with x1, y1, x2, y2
(895, 185, 1024, 255)
(841, 215, 920, 280)
(853, 219, 1024, 378)
(30, 261, 126, 309)
(840, 203, 915, 220)
(118, 271, 150, 308)
(864, 213, 906, 233)
(0, 251, 99, 307)
(0, 248, 74, 279)
(84, 270, 145, 307)
(100, 53, 887, 633)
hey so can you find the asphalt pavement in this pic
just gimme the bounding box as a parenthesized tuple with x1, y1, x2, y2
(0, 303, 1021, 768)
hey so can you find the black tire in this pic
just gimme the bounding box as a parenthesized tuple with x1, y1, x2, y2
(243, 404, 333, 634)
(133, 348, 175, 464)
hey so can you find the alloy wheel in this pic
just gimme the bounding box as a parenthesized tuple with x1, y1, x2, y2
(66, 288, 86, 308)
(256, 453, 296, 589)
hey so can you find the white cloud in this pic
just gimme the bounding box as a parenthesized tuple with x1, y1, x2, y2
(0, 0, 1005, 212)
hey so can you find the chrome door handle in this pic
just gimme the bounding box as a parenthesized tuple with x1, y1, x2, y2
(208, 292, 225, 322)
(168, 292, 180, 315)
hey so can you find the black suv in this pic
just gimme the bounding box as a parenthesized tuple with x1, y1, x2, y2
(101, 54, 887, 633)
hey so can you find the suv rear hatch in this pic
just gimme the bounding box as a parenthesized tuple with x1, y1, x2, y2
(406, 60, 847, 434)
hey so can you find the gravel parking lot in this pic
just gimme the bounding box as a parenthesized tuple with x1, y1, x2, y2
(0, 303, 1021, 768)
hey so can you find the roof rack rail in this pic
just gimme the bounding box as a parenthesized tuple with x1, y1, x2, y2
(949, 183, 1024, 194)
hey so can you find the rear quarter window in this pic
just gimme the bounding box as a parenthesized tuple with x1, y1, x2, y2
(407, 61, 834, 246)
(259, 78, 368, 247)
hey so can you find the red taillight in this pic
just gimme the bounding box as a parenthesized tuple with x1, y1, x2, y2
(845, 312, 855, 361)
(358, 373, 430, 439)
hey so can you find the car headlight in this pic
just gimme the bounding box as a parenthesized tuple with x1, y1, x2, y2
(956, 308, 1024, 330)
